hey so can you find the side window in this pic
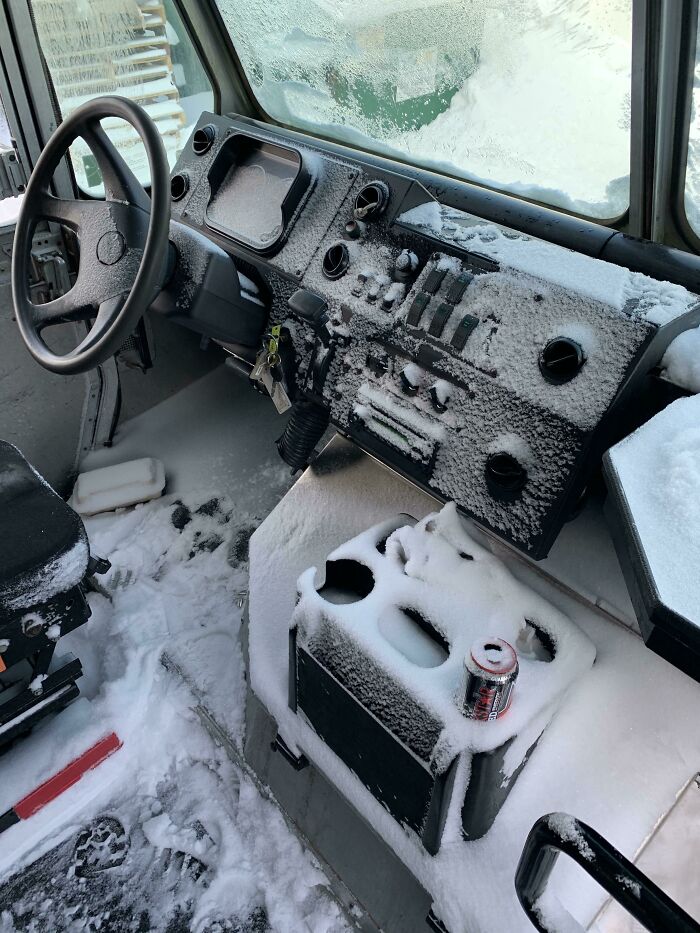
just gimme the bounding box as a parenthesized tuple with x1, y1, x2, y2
(29, 0, 214, 195)
(685, 15, 700, 237)
(0, 94, 22, 224)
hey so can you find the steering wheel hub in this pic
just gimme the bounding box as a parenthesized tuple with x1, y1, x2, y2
(96, 230, 126, 266)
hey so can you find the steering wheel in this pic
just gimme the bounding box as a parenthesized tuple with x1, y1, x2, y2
(11, 96, 171, 375)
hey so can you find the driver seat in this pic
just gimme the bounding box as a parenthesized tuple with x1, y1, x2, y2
(0, 441, 107, 750)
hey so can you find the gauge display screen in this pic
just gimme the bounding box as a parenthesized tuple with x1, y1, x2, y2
(206, 136, 301, 251)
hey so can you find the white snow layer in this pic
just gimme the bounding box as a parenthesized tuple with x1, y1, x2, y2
(294, 504, 595, 769)
(661, 326, 700, 393)
(398, 203, 697, 327)
(0, 492, 348, 933)
(607, 394, 700, 624)
(70, 457, 166, 516)
(249, 439, 700, 932)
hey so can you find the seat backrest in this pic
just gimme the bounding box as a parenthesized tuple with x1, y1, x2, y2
(0, 441, 89, 614)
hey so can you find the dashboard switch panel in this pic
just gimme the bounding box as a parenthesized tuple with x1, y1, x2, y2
(170, 113, 700, 559)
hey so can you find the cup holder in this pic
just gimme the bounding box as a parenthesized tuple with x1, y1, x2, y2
(317, 559, 375, 605)
(378, 606, 449, 668)
(516, 620, 555, 662)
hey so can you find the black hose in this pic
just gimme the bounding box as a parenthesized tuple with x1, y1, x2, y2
(277, 400, 330, 472)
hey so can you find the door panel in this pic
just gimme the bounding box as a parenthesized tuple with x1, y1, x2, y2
(0, 229, 84, 493)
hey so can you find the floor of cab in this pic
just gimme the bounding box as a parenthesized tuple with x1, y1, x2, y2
(0, 366, 349, 933)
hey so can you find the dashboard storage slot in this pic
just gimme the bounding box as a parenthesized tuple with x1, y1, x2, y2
(351, 383, 443, 474)
(290, 512, 596, 853)
(206, 134, 310, 253)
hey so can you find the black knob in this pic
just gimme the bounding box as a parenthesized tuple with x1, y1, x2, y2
(539, 337, 585, 384)
(400, 366, 421, 396)
(345, 219, 363, 239)
(429, 384, 449, 413)
(192, 123, 216, 155)
(322, 243, 350, 280)
(485, 453, 527, 501)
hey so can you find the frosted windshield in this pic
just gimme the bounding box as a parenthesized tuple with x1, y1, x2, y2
(215, 0, 632, 219)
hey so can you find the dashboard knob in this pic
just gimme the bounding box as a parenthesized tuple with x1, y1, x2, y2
(393, 249, 419, 283)
(429, 382, 451, 413)
(345, 219, 363, 239)
(485, 453, 527, 501)
(400, 363, 422, 396)
(539, 337, 585, 384)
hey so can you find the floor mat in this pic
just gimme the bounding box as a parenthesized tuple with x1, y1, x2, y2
(0, 492, 348, 933)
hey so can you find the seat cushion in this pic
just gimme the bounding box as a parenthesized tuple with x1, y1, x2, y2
(0, 441, 89, 612)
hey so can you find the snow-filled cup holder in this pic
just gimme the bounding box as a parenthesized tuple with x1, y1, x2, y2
(378, 606, 450, 668)
(516, 620, 555, 662)
(316, 559, 375, 605)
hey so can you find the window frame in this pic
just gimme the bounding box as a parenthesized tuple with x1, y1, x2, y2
(665, 0, 700, 254)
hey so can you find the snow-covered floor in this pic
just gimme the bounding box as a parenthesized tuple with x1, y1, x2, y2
(3, 368, 700, 933)
(0, 493, 349, 932)
(0, 370, 349, 932)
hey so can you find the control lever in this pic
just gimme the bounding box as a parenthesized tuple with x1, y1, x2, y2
(276, 290, 335, 473)
(515, 813, 700, 933)
(288, 289, 332, 347)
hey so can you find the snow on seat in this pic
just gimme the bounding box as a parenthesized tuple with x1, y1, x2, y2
(0, 441, 89, 613)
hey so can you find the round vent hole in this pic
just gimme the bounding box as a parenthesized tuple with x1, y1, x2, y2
(539, 337, 585, 384)
(192, 124, 216, 155)
(354, 182, 389, 220)
(322, 242, 350, 280)
(170, 173, 189, 201)
(485, 453, 527, 501)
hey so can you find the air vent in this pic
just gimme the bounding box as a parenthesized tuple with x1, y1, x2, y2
(170, 172, 189, 201)
(322, 242, 350, 279)
(192, 124, 216, 155)
(485, 453, 527, 501)
(354, 181, 390, 220)
(539, 337, 585, 384)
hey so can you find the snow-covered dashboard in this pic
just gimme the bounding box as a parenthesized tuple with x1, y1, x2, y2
(169, 113, 700, 559)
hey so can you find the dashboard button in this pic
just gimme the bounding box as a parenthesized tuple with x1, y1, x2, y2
(429, 383, 450, 413)
(351, 273, 368, 297)
(366, 282, 380, 302)
(345, 219, 363, 239)
(451, 313, 479, 351)
(407, 292, 430, 326)
(428, 302, 453, 338)
(400, 365, 421, 396)
(423, 267, 447, 294)
(446, 271, 474, 304)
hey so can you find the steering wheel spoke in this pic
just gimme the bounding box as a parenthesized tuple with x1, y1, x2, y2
(31, 291, 95, 329)
(81, 119, 152, 210)
(35, 190, 112, 230)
